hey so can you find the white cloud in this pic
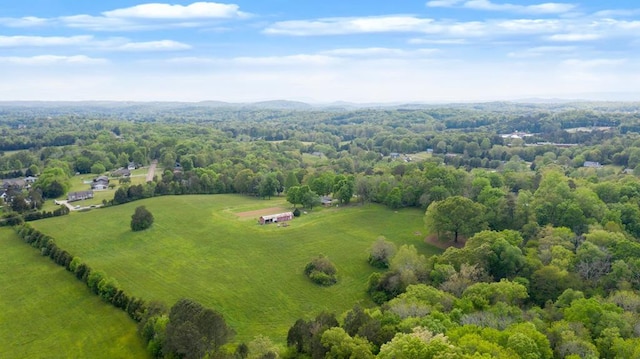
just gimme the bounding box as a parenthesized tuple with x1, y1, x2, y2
(409, 38, 468, 45)
(58, 14, 212, 31)
(264, 16, 435, 36)
(115, 40, 191, 51)
(165, 56, 220, 65)
(463, 0, 576, 14)
(319, 47, 438, 57)
(612, 19, 640, 30)
(232, 54, 338, 66)
(266, 16, 559, 38)
(102, 2, 247, 19)
(265, 14, 640, 47)
(0, 16, 50, 27)
(562, 58, 626, 68)
(548, 33, 602, 41)
(0, 2, 248, 31)
(0, 55, 107, 65)
(496, 19, 560, 32)
(594, 9, 640, 18)
(165, 54, 339, 66)
(427, 0, 576, 14)
(507, 45, 577, 58)
(0, 35, 191, 52)
(426, 0, 464, 7)
(163, 48, 438, 68)
(0, 35, 93, 47)
(59, 14, 141, 31)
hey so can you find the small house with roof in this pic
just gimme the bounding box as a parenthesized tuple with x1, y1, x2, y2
(92, 175, 109, 190)
(68, 191, 94, 202)
(321, 196, 333, 206)
(2, 179, 25, 191)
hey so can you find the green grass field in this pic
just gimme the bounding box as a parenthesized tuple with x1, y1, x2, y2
(0, 228, 148, 358)
(31, 195, 441, 343)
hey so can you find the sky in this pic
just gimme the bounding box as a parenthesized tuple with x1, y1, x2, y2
(0, 0, 639, 103)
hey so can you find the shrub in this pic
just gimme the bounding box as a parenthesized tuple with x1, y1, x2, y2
(304, 255, 338, 286)
(368, 237, 397, 269)
(309, 271, 337, 286)
(293, 208, 301, 217)
(131, 206, 154, 231)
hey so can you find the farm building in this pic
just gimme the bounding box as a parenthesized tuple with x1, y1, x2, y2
(259, 212, 294, 225)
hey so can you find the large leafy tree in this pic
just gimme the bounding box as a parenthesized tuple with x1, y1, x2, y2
(424, 196, 488, 243)
(286, 186, 301, 207)
(34, 167, 71, 198)
(164, 298, 234, 359)
(334, 175, 355, 204)
(321, 327, 374, 359)
(234, 168, 256, 195)
(131, 206, 154, 231)
(310, 172, 335, 196)
(258, 173, 280, 199)
(301, 189, 321, 209)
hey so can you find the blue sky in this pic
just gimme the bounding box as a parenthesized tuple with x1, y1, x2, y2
(0, 1, 638, 102)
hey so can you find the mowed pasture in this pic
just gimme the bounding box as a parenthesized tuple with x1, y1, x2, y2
(31, 194, 441, 343)
(0, 228, 148, 358)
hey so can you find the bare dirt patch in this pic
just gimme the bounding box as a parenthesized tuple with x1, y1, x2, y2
(235, 207, 288, 218)
(424, 234, 466, 250)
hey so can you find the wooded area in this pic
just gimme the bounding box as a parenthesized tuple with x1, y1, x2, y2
(3, 101, 640, 358)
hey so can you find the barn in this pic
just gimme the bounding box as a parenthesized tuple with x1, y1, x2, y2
(259, 212, 294, 225)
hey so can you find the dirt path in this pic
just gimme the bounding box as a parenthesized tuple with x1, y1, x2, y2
(146, 159, 157, 182)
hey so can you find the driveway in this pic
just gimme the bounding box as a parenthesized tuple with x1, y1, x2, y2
(146, 159, 158, 182)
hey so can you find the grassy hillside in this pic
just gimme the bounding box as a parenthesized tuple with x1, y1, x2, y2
(0, 228, 148, 358)
(31, 194, 441, 343)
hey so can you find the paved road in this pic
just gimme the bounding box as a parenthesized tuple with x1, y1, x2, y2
(146, 160, 158, 182)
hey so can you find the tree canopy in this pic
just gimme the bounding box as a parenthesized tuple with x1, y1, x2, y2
(424, 196, 488, 243)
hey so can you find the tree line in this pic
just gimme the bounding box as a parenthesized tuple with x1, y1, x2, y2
(12, 224, 235, 359)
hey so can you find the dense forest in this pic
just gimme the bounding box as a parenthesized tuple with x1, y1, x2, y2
(4, 101, 640, 358)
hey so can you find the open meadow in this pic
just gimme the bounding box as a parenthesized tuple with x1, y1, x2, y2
(31, 194, 441, 343)
(0, 228, 148, 358)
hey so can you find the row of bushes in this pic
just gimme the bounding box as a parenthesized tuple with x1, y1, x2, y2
(23, 205, 70, 221)
(0, 206, 70, 227)
(15, 224, 147, 321)
(0, 212, 23, 227)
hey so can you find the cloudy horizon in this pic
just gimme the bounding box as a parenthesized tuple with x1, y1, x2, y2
(0, 1, 638, 103)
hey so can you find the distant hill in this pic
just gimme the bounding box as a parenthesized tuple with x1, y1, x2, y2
(241, 100, 313, 110)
